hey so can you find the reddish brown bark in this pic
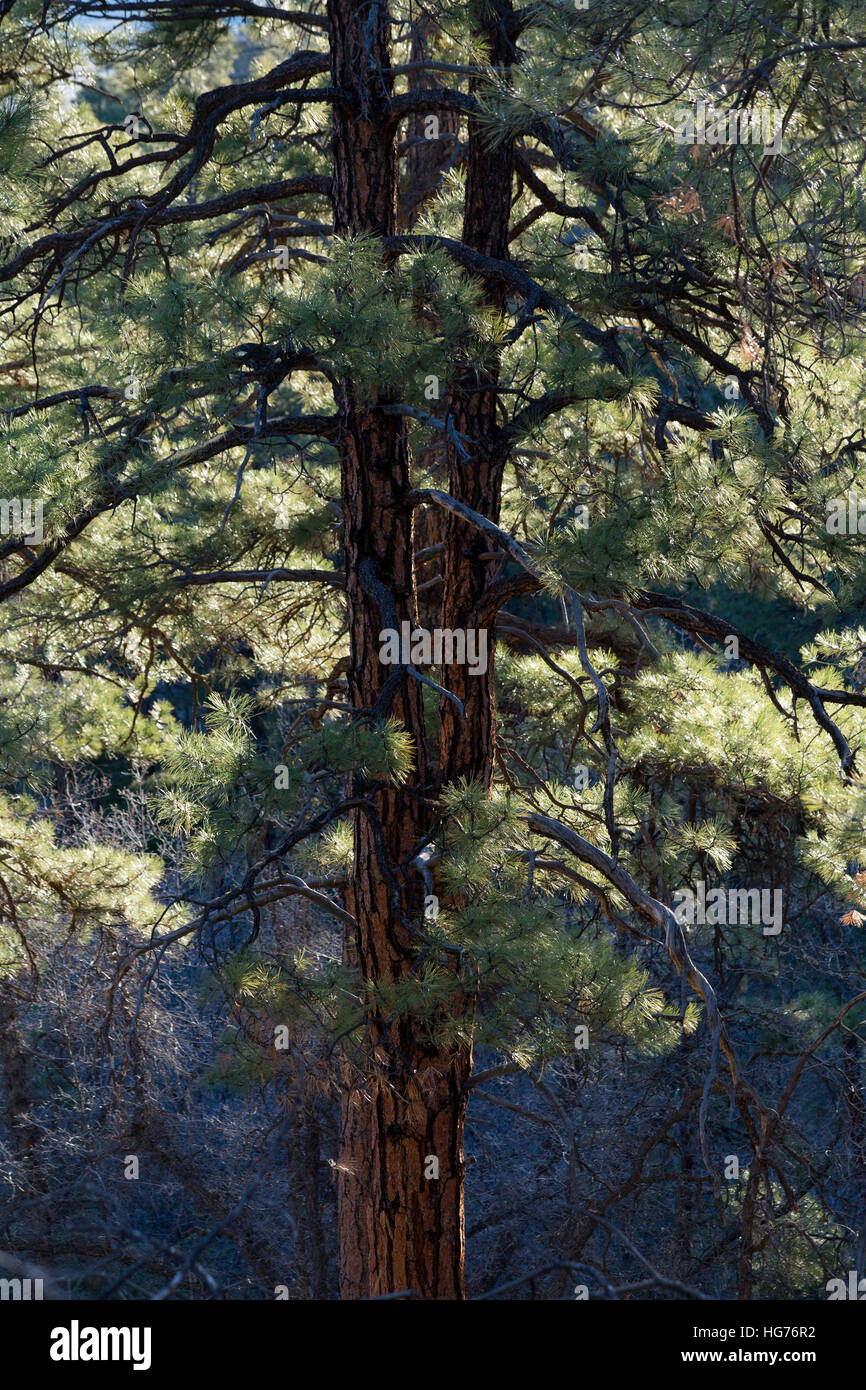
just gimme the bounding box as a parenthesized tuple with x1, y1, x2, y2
(329, 0, 470, 1300)
(438, 2, 517, 792)
(329, 0, 519, 1300)
(399, 14, 462, 231)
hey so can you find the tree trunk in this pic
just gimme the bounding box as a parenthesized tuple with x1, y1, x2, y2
(438, 1, 517, 790)
(398, 14, 461, 231)
(330, 0, 469, 1300)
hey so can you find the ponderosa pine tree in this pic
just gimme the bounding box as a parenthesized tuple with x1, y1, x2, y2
(3, 0, 866, 1301)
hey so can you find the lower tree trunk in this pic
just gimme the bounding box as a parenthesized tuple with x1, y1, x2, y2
(334, 396, 471, 1299)
(338, 1039, 470, 1299)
